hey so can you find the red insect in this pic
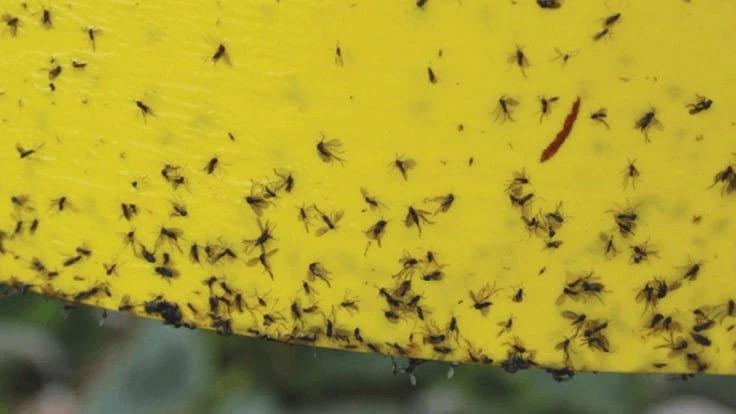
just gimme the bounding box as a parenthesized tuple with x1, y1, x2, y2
(540, 97, 581, 163)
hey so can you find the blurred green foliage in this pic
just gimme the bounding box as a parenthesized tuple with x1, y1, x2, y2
(1, 289, 736, 414)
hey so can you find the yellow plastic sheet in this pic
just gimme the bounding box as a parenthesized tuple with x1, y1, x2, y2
(1, 0, 736, 375)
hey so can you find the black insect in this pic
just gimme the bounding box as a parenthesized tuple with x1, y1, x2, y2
(384, 310, 400, 322)
(154, 265, 179, 280)
(16, 144, 42, 159)
(72, 60, 87, 68)
(405, 206, 433, 235)
(48, 64, 62, 80)
(246, 247, 276, 279)
(334, 43, 343, 66)
(537, 0, 562, 9)
(497, 96, 519, 122)
(121, 203, 138, 221)
(307, 262, 332, 287)
(171, 202, 188, 217)
(136, 100, 154, 118)
(512, 288, 524, 303)
(360, 187, 384, 211)
(603, 13, 621, 27)
(593, 28, 610, 41)
(144, 296, 183, 326)
(427, 67, 437, 84)
(103, 263, 119, 276)
(612, 205, 638, 237)
(417, 0, 428, 7)
(553, 48, 578, 66)
(506, 170, 531, 196)
(539, 96, 559, 122)
(205, 156, 219, 174)
(273, 169, 294, 193)
(497, 316, 514, 337)
(422, 270, 445, 282)
(364, 219, 388, 253)
(62, 253, 83, 268)
(426, 193, 455, 215)
(509, 193, 534, 208)
(379, 288, 402, 308)
(212, 43, 230, 64)
(590, 108, 610, 128)
(693, 318, 714, 333)
(634, 109, 661, 142)
(708, 164, 736, 195)
(469, 284, 497, 316)
(316, 135, 345, 164)
(681, 260, 702, 282)
(630, 241, 657, 264)
(86, 26, 101, 51)
(623, 159, 641, 190)
(51, 196, 68, 212)
(391, 155, 417, 181)
(157, 227, 183, 252)
(315, 206, 344, 236)
(73, 285, 110, 302)
(687, 95, 713, 115)
(545, 239, 563, 250)
(244, 219, 276, 254)
(509, 45, 530, 78)
(637, 278, 679, 310)
(40, 9, 52, 28)
(138, 243, 156, 263)
(686, 352, 708, 373)
(501, 350, 535, 374)
(562, 310, 587, 333)
(690, 332, 711, 347)
(3, 14, 20, 37)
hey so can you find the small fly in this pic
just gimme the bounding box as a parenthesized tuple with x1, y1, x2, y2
(316, 135, 345, 165)
(537, 0, 562, 9)
(635, 109, 661, 142)
(40, 8, 52, 29)
(623, 159, 641, 190)
(246, 248, 279, 280)
(212, 43, 231, 65)
(86, 26, 101, 51)
(630, 241, 658, 264)
(539, 96, 559, 122)
(590, 108, 610, 128)
(2, 14, 20, 37)
(391, 155, 417, 181)
(405, 206, 433, 235)
(425, 193, 455, 215)
(687, 95, 713, 115)
(48, 64, 62, 80)
(315, 206, 344, 236)
(360, 187, 385, 211)
(307, 262, 333, 287)
(16, 143, 43, 159)
(509, 45, 530, 78)
(602, 13, 622, 28)
(364, 219, 388, 255)
(136, 100, 154, 118)
(496, 96, 519, 122)
(593, 28, 610, 41)
(335, 43, 343, 66)
(427, 66, 437, 84)
(243, 219, 276, 254)
(553, 48, 578, 66)
(204, 156, 219, 174)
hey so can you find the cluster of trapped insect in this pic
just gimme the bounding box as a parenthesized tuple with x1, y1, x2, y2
(1, 0, 733, 381)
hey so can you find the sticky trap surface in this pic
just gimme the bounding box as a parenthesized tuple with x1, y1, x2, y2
(1, 0, 736, 375)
